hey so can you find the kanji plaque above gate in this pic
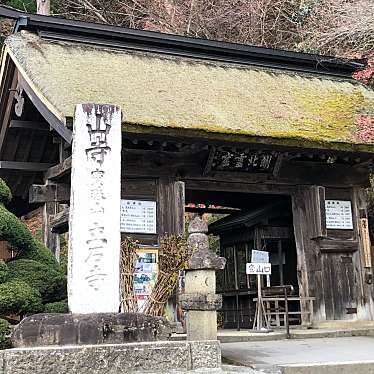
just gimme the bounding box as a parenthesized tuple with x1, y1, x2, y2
(205, 148, 279, 174)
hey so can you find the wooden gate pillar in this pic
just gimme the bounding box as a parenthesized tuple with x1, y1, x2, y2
(292, 186, 326, 324)
(42, 201, 60, 258)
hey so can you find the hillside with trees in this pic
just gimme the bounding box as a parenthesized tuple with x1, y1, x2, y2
(0, 0, 373, 59)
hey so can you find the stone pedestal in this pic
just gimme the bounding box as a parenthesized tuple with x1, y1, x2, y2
(180, 217, 226, 341)
(11, 313, 171, 348)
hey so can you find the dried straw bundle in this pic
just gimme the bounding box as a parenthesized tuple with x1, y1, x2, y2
(143, 234, 188, 316)
(120, 237, 139, 312)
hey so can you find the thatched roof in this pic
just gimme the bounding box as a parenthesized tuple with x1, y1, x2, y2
(4, 31, 374, 152)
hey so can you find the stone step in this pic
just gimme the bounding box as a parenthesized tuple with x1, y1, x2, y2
(278, 361, 374, 374)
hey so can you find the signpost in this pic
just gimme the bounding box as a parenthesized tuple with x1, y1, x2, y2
(246, 263, 271, 275)
(247, 250, 271, 331)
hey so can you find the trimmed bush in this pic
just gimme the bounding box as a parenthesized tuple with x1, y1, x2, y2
(0, 260, 8, 283)
(6, 259, 67, 302)
(0, 280, 43, 316)
(0, 204, 58, 268)
(0, 178, 67, 330)
(44, 300, 68, 314)
(0, 318, 10, 349)
(0, 179, 11, 205)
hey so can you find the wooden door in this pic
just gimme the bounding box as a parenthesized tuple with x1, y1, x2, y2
(322, 253, 357, 320)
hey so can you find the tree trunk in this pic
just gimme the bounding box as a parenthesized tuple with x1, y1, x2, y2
(37, 0, 50, 15)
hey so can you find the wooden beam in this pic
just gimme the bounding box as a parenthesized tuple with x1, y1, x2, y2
(184, 179, 296, 195)
(0, 161, 54, 171)
(0, 63, 17, 158)
(51, 208, 69, 234)
(44, 156, 72, 180)
(29, 183, 70, 204)
(17, 73, 72, 144)
(185, 206, 240, 214)
(9, 120, 50, 131)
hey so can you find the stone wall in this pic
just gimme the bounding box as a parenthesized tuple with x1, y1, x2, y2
(0, 340, 221, 374)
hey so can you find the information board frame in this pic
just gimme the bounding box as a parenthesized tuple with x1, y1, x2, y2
(325, 199, 353, 230)
(120, 199, 157, 234)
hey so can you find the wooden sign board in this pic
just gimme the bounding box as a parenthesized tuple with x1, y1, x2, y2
(246, 263, 272, 275)
(120, 199, 157, 234)
(207, 149, 278, 173)
(325, 200, 353, 230)
(251, 249, 269, 264)
(359, 218, 372, 268)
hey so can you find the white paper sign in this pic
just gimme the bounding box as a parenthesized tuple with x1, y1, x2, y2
(246, 263, 272, 275)
(251, 250, 269, 263)
(120, 200, 157, 234)
(325, 200, 353, 230)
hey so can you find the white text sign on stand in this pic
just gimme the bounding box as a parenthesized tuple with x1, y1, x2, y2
(68, 104, 121, 314)
(246, 263, 272, 275)
(325, 200, 353, 230)
(120, 200, 157, 234)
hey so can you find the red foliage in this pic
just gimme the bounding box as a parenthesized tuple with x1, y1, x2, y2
(356, 115, 374, 143)
(353, 54, 374, 86)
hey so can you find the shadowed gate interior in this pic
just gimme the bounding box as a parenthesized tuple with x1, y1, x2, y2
(185, 189, 299, 329)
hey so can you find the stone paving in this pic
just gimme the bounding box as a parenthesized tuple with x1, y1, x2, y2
(221, 336, 374, 373)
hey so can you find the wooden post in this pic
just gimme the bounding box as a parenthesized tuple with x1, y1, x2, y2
(257, 274, 262, 329)
(68, 104, 121, 314)
(42, 201, 60, 258)
(37, 0, 50, 15)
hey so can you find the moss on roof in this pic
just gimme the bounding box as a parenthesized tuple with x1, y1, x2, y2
(4, 31, 374, 152)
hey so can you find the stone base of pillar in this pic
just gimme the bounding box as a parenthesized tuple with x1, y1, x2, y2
(0, 340, 222, 374)
(186, 310, 218, 341)
(11, 313, 171, 348)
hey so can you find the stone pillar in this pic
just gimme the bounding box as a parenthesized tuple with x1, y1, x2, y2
(68, 104, 121, 313)
(180, 217, 226, 341)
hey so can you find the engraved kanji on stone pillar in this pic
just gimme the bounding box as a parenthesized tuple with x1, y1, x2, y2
(68, 104, 121, 313)
(180, 217, 226, 341)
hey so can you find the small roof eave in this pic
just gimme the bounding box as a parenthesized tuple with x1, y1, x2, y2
(4, 46, 72, 143)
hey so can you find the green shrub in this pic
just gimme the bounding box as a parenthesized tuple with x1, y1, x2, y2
(6, 259, 66, 302)
(0, 179, 11, 205)
(5, 1, 36, 13)
(0, 280, 43, 315)
(0, 179, 67, 321)
(0, 318, 10, 350)
(0, 204, 58, 268)
(0, 260, 8, 283)
(44, 300, 68, 314)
